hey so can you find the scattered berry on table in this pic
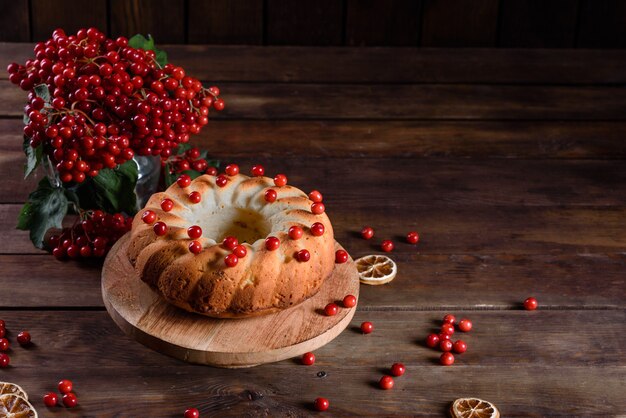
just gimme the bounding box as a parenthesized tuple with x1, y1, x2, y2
(440, 352, 455, 366)
(379, 375, 394, 390)
(406, 231, 419, 244)
(342, 294, 357, 308)
(381, 240, 394, 252)
(390, 363, 405, 377)
(361, 226, 374, 240)
(524, 297, 538, 311)
(442, 314, 456, 325)
(301, 352, 316, 366)
(43, 392, 58, 407)
(335, 250, 349, 264)
(0, 353, 9, 367)
(438, 332, 451, 341)
(425, 333, 440, 348)
(0, 319, 5, 328)
(16, 331, 31, 346)
(453, 340, 467, 354)
(324, 303, 338, 316)
(458, 319, 472, 332)
(441, 323, 455, 335)
(314, 397, 329, 411)
(439, 340, 453, 352)
(58, 379, 73, 394)
(62, 392, 78, 408)
(360, 321, 374, 334)
(0, 338, 8, 351)
(184, 408, 200, 418)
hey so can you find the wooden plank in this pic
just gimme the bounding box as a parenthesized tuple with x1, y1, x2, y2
(499, 0, 579, 48)
(1, 252, 624, 309)
(266, 0, 343, 46)
(188, 0, 263, 45)
(4, 43, 626, 84)
(577, 0, 626, 48)
(30, 0, 107, 42)
(0, 0, 30, 42)
(0, 310, 623, 416)
(4, 80, 626, 120)
(3, 203, 626, 255)
(345, 0, 421, 46)
(420, 0, 499, 47)
(109, 0, 185, 44)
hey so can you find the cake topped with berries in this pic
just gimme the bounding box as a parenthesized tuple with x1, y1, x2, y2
(126, 164, 338, 318)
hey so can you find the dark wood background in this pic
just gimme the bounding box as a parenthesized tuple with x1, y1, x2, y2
(1, 0, 626, 48)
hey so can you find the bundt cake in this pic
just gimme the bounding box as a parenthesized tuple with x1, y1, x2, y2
(126, 165, 337, 318)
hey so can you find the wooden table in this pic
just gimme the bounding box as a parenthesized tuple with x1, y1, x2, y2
(0, 44, 625, 417)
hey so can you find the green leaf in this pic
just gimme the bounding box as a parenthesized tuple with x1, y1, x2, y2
(154, 49, 168, 67)
(16, 178, 68, 249)
(22, 135, 43, 178)
(128, 34, 168, 67)
(23, 112, 29, 125)
(33, 84, 50, 103)
(90, 160, 139, 214)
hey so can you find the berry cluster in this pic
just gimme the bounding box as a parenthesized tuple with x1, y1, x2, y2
(43, 379, 78, 408)
(48, 210, 132, 259)
(360, 226, 419, 252)
(166, 146, 216, 178)
(0, 320, 32, 368)
(7, 27, 223, 184)
(424, 314, 472, 366)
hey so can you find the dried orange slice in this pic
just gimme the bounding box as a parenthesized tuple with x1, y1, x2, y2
(450, 398, 500, 418)
(0, 394, 37, 418)
(355, 255, 397, 285)
(0, 382, 28, 400)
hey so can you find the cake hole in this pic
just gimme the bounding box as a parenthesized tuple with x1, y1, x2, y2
(198, 207, 271, 244)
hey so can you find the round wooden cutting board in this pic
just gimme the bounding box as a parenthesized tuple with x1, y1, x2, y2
(101, 234, 359, 368)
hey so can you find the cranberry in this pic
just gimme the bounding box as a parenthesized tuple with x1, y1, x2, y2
(189, 241, 202, 254)
(0, 320, 5, 328)
(265, 236, 280, 251)
(216, 175, 228, 187)
(43, 392, 58, 407)
(458, 318, 472, 332)
(441, 323, 455, 335)
(288, 226, 303, 240)
(324, 303, 338, 316)
(17, 331, 31, 346)
(0, 353, 9, 368)
(425, 333, 440, 348)
(453, 340, 467, 354)
(188, 191, 201, 204)
(223, 236, 239, 250)
(439, 340, 453, 352)
(184, 408, 200, 418)
(310, 222, 325, 236)
(311, 202, 325, 214)
(62, 392, 78, 408)
(0, 328, 4, 339)
(440, 352, 455, 366)
(205, 167, 218, 176)
(313, 397, 329, 412)
(187, 225, 202, 239)
(274, 174, 287, 187)
(264, 189, 277, 202)
(233, 245, 247, 258)
(406, 231, 419, 244)
(225, 164, 239, 176)
(379, 375, 394, 390)
(225, 254, 238, 267)
(251, 165, 265, 177)
(342, 294, 357, 308)
(161, 199, 174, 212)
(361, 226, 374, 240)
(141, 210, 156, 224)
(296, 249, 311, 262)
(438, 332, 452, 341)
(390, 363, 405, 377)
(443, 314, 456, 325)
(335, 250, 349, 264)
(301, 352, 315, 366)
(177, 174, 192, 188)
(153, 222, 168, 236)
(524, 297, 538, 310)
(58, 379, 73, 394)
(308, 190, 323, 202)
(0, 338, 8, 351)
(381, 240, 394, 252)
(360, 321, 374, 334)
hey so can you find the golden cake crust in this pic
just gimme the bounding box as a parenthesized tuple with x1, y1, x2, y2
(127, 173, 335, 318)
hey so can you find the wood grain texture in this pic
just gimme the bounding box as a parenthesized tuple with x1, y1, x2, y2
(109, 0, 185, 44)
(577, 0, 626, 48)
(188, 0, 263, 45)
(0, 310, 623, 415)
(4, 44, 626, 84)
(30, 0, 107, 42)
(345, 0, 421, 46)
(420, 0, 499, 47)
(266, 0, 343, 46)
(0, 0, 30, 42)
(498, 0, 579, 48)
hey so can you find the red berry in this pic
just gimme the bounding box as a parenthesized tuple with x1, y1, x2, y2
(308, 190, 323, 202)
(453, 340, 467, 354)
(458, 319, 472, 332)
(0, 338, 8, 351)
(161, 199, 174, 212)
(0, 320, 5, 328)
(62, 392, 78, 408)
(361, 226, 374, 240)
(379, 375, 394, 390)
(251, 165, 265, 177)
(301, 352, 315, 366)
(440, 352, 455, 366)
(273, 174, 287, 187)
(187, 225, 202, 239)
(360, 321, 374, 334)
(324, 303, 338, 316)
(439, 332, 451, 341)
(233, 244, 247, 258)
(153, 222, 168, 236)
(58, 379, 73, 394)
(391, 363, 405, 377)
(425, 333, 440, 348)
(213, 98, 225, 111)
(443, 314, 456, 325)
(439, 339, 453, 352)
(288, 226, 303, 240)
(216, 175, 228, 187)
(142, 210, 156, 224)
(205, 166, 218, 176)
(80, 246, 92, 258)
(342, 294, 357, 308)
(177, 174, 192, 188)
(0, 328, 5, 338)
(381, 240, 394, 252)
(264, 189, 277, 203)
(225, 164, 239, 176)
(225, 254, 238, 267)
(335, 250, 349, 264)
(310, 222, 325, 236)
(265, 236, 280, 251)
(313, 397, 329, 412)
(296, 249, 311, 262)
(311, 202, 325, 215)
(189, 241, 202, 254)
(184, 408, 200, 418)
(66, 244, 79, 259)
(188, 191, 201, 204)
(16, 331, 31, 346)
(441, 323, 455, 335)
(524, 297, 538, 311)
(406, 231, 419, 244)
(0, 353, 8, 368)
(223, 236, 239, 250)
(43, 392, 58, 407)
